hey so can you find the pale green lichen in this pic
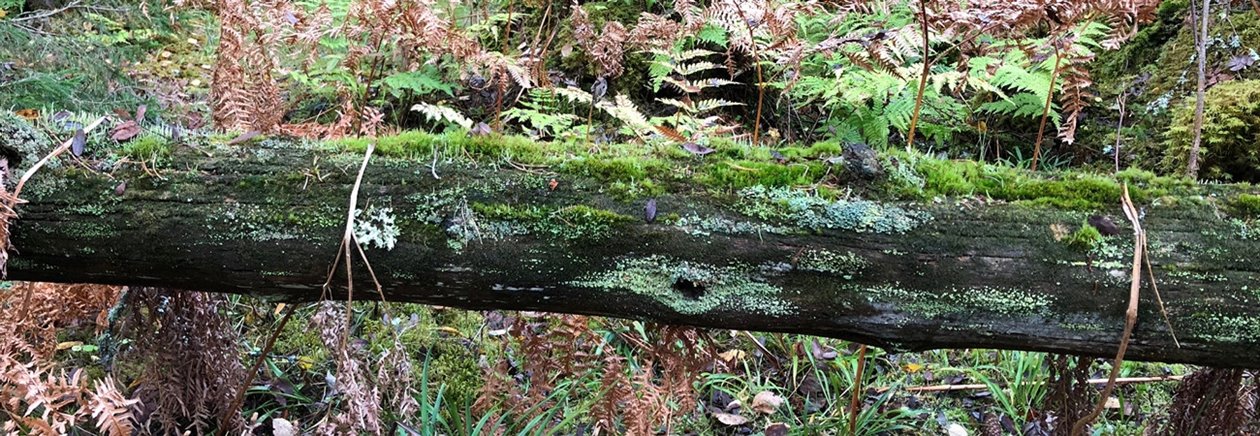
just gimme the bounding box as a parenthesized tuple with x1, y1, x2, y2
(354, 207, 401, 250)
(862, 284, 1054, 318)
(674, 213, 788, 237)
(1231, 218, 1260, 240)
(735, 185, 929, 234)
(797, 249, 867, 280)
(570, 255, 795, 316)
(210, 202, 337, 242)
(1186, 313, 1260, 343)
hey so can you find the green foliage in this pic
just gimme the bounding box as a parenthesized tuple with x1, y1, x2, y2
(1163, 80, 1260, 181)
(0, 0, 22, 16)
(119, 133, 173, 163)
(382, 66, 456, 98)
(1228, 194, 1260, 219)
(1065, 222, 1104, 250)
(0, 19, 154, 113)
(503, 88, 582, 140)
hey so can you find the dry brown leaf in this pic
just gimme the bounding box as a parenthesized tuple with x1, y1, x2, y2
(765, 422, 789, 436)
(712, 411, 749, 426)
(751, 391, 784, 415)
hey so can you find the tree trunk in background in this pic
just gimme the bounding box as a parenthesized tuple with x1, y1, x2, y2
(1187, 0, 1211, 178)
(8, 140, 1260, 368)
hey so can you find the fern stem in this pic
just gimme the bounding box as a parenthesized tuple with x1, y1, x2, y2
(906, 0, 931, 150)
(734, 4, 764, 144)
(494, 0, 517, 132)
(1031, 45, 1062, 172)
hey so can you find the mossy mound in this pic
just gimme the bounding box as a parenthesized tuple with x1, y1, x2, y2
(1162, 79, 1260, 181)
(0, 111, 54, 180)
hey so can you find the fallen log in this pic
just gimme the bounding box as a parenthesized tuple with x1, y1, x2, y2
(4, 121, 1260, 367)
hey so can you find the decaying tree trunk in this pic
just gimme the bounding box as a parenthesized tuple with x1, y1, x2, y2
(6, 136, 1260, 367)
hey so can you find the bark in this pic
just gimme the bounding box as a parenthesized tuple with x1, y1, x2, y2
(6, 138, 1260, 367)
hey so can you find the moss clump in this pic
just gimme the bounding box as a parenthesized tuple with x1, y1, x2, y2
(570, 255, 794, 315)
(119, 133, 173, 163)
(1065, 222, 1104, 251)
(474, 203, 635, 241)
(1228, 194, 1260, 219)
(1163, 80, 1260, 181)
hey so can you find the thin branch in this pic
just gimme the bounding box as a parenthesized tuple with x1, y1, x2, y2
(906, 0, 931, 150)
(848, 344, 868, 435)
(1071, 185, 1143, 436)
(1187, 0, 1211, 178)
(218, 303, 296, 435)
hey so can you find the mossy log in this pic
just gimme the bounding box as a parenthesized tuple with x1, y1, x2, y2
(7, 132, 1260, 367)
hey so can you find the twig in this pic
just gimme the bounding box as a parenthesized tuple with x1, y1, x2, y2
(1145, 243, 1180, 348)
(1071, 185, 1142, 436)
(430, 145, 441, 180)
(218, 304, 296, 435)
(1113, 89, 1127, 173)
(740, 331, 779, 365)
(848, 344, 869, 435)
(875, 375, 1186, 394)
(905, 0, 931, 150)
(322, 143, 375, 348)
(9, 1, 84, 23)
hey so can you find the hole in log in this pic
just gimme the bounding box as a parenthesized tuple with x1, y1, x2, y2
(672, 278, 706, 299)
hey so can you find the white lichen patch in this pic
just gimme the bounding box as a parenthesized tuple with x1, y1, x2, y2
(735, 185, 930, 234)
(569, 255, 795, 316)
(354, 207, 401, 250)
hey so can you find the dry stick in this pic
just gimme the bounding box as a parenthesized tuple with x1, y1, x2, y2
(1186, 0, 1211, 178)
(322, 143, 375, 346)
(1071, 185, 1143, 436)
(1145, 244, 1180, 348)
(218, 303, 296, 434)
(905, 0, 931, 150)
(848, 344, 869, 436)
(1113, 90, 1126, 173)
(1030, 46, 1062, 172)
(874, 375, 1186, 394)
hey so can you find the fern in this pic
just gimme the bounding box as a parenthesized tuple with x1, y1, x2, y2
(503, 89, 582, 140)
(411, 102, 473, 130)
(381, 67, 456, 98)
